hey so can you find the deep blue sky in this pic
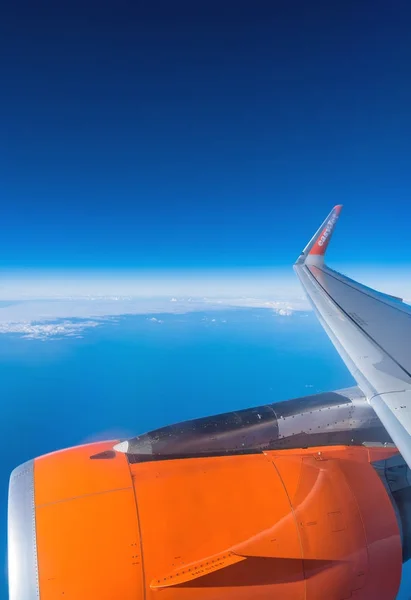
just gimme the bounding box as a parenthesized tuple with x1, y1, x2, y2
(1, 0, 411, 272)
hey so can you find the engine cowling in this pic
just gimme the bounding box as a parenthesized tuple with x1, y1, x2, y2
(8, 442, 403, 600)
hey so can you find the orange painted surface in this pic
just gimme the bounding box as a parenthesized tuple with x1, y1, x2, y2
(131, 445, 401, 599)
(268, 446, 402, 598)
(132, 452, 305, 600)
(337, 457, 402, 599)
(33, 443, 402, 600)
(34, 441, 144, 599)
(309, 204, 343, 256)
(35, 441, 127, 505)
(271, 454, 369, 599)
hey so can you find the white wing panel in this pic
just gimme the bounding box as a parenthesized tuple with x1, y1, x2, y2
(309, 265, 411, 378)
(295, 205, 411, 467)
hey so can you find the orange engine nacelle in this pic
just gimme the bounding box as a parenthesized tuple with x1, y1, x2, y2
(8, 442, 402, 600)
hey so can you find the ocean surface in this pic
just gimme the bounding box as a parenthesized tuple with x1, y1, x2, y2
(0, 309, 409, 598)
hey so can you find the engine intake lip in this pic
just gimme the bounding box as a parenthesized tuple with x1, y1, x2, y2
(8, 459, 39, 600)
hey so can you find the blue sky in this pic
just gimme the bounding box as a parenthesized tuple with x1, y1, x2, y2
(1, 0, 411, 278)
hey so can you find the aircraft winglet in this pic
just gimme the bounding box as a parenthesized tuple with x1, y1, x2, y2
(296, 205, 343, 266)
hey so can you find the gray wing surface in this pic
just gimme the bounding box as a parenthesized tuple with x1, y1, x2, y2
(294, 205, 411, 467)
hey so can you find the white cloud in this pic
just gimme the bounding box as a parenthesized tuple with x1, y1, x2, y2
(210, 297, 304, 313)
(276, 308, 293, 317)
(0, 320, 101, 341)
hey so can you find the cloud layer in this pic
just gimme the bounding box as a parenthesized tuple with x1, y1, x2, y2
(1, 266, 410, 340)
(0, 296, 304, 340)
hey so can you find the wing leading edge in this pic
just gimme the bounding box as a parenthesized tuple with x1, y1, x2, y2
(294, 206, 411, 467)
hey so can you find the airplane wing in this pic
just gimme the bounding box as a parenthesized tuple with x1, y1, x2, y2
(294, 205, 411, 467)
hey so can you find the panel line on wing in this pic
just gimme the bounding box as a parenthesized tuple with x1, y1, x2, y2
(303, 265, 411, 382)
(316, 266, 411, 318)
